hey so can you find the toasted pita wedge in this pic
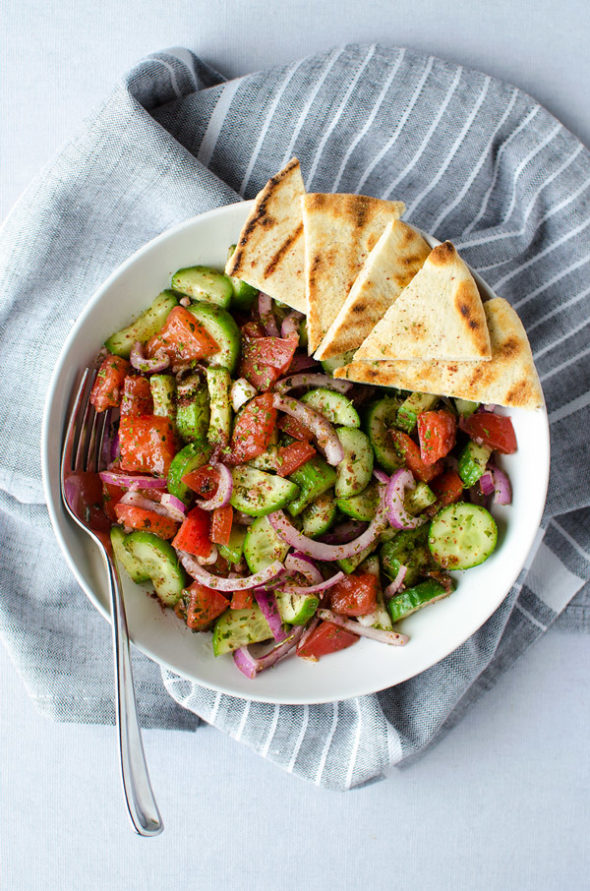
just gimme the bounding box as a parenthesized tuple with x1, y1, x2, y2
(354, 241, 491, 362)
(314, 220, 430, 360)
(303, 193, 405, 352)
(225, 158, 306, 313)
(334, 298, 543, 410)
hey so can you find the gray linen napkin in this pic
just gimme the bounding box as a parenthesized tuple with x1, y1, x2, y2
(1, 45, 589, 788)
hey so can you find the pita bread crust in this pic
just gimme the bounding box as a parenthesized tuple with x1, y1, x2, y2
(314, 220, 430, 359)
(334, 298, 543, 410)
(354, 241, 492, 362)
(303, 193, 405, 352)
(225, 158, 306, 312)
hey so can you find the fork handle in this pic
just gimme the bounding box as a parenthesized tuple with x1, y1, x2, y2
(104, 555, 164, 836)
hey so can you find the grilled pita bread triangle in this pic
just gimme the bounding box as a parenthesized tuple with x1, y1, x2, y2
(354, 241, 492, 362)
(303, 192, 405, 353)
(334, 298, 543, 410)
(314, 220, 430, 360)
(225, 158, 306, 313)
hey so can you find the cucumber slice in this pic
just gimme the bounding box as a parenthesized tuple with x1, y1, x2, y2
(275, 590, 319, 625)
(187, 302, 240, 373)
(320, 352, 356, 374)
(458, 441, 492, 488)
(150, 374, 176, 420)
(396, 392, 438, 433)
(428, 503, 498, 570)
(247, 444, 280, 472)
(380, 527, 434, 587)
(388, 578, 455, 623)
(124, 531, 185, 606)
(217, 525, 247, 566)
(335, 427, 373, 498)
(365, 397, 404, 473)
(205, 366, 231, 447)
(167, 440, 212, 504)
(405, 481, 436, 514)
(338, 541, 379, 574)
(212, 606, 272, 656)
(337, 480, 379, 521)
(301, 388, 360, 428)
(104, 290, 178, 358)
(288, 456, 337, 516)
(176, 371, 210, 442)
(110, 526, 149, 584)
(230, 465, 299, 517)
(454, 398, 479, 417)
(301, 490, 337, 537)
(227, 244, 258, 310)
(171, 265, 233, 307)
(243, 516, 289, 572)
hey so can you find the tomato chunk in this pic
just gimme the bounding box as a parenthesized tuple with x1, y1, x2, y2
(171, 506, 212, 559)
(146, 306, 218, 363)
(430, 470, 464, 506)
(276, 441, 317, 477)
(229, 393, 277, 464)
(119, 416, 177, 476)
(184, 582, 229, 631)
(211, 505, 233, 546)
(278, 415, 314, 442)
(114, 503, 178, 539)
(182, 464, 219, 499)
(417, 410, 456, 465)
(389, 429, 443, 482)
(230, 590, 254, 610)
(90, 355, 130, 413)
(240, 335, 297, 391)
(460, 412, 517, 454)
(297, 621, 359, 661)
(329, 573, 378, 617)
(102, 481, 125, 522)
(120, 375, 153, 416)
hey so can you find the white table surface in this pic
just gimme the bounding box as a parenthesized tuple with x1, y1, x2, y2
(2, 2, 589, 888)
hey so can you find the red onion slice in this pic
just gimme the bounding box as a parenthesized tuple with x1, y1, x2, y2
(491, 467, 512, 505)
(99, 470, 167, 490)
(230, 377, 257, 412)
(287, 353, 321, 373)
(280, 311, 303, 341)
(284, 552, 323, 586)
(373, 469, 390, 485)
(479, 471, 495, 496)
(272, 393, 343, 466)
(384, 565, 407, 599)
(258, 292, 279, 336)
(233, 626, 305, 678)
(159, 493, 187, 522)
(253, 588, 288, 642)
(179, 296, 191, 307)
(385, 470, 427, 531)
(179, 551, 284, 591)
(119, 490, 180, 520)
(274, 373, 352, 395)
(317, 610, 409, 646)
(320, 520, 367, 544)
(196, 464, 233, 510)
(130, 341, 170, 374)
(278, 571, 345, 596)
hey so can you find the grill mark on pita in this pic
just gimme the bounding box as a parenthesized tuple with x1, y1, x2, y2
(263, 222, 303, 278)
(430, 241, 456, 266)
(506, 380, 532, 405)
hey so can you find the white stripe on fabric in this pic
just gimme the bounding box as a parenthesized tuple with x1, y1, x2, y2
(152, 57, 186, 99)
(514, 243, 590, 311)
(209, 691, 222, 724)
(233, 699, 251, 742)
(307, 45, 377, 188)
(404, 75, 491, 216)
(281, 48, 344, 167)
(345, 699, 363, 789)
(431, 88, 518, 234)
(526, 540, 585, 613)
(240, 59, 307, 196)
(493, 210, 590, 292)
(197, 78, 242, 167)
(385, 720, 404, 766)
(164, 47, 201, 87)
(534, 313, 590, 361)
(331, 49, 406, 192)
(314, 701, 339, 786)
(462, 106, 541, 237)
(459, 142, 584, 251)
(549, 390, 590, 425)
(528, 283, 590, 333)
(260, 704, 281, 758)
(383, 65, 464, 200)
(552, 520, 590, 563)
(355, 55, 436, 194)
(514, 601, 547, 632)
(287, 705, 310, 772)
(541, 341, 590, 382)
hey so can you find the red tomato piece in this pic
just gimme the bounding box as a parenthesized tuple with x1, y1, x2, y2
(276, 441, 317, 477)
(389, 429, 444, 482)
(90, 355, 130, 413)
(184, 582, 229, 631)
(146, 306, 218, 363)
(181, 464, 219, 498)
(329, 573, 378, 617)
(114, 503, 178, 539)
(241, 320, 265, 340)
(239, 335, 297, 391)
(460, 412, 517, 454)
(278, 415, 314, 442)
(229, 393, 277, 465)
(296, 621, 359, 661)
(230, 590, 254, 610)
(102, 481, 125, 522)
(416, 410, 457, 465)
(120, 375, 153, 416)
(118, 416, 177, 476)
(430, 470, 464, 506)
(171, 506, 212, 558)
(211, 505, 233, 546)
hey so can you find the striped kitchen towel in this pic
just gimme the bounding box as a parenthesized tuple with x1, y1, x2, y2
(1, 44, 589, 788)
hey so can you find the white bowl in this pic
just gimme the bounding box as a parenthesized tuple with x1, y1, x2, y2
(41, 201, 550, 704)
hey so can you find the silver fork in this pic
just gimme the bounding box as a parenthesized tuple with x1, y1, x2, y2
(60, 367, 163, 836)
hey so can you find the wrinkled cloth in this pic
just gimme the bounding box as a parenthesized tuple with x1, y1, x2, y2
(0, 44, 588, 789)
